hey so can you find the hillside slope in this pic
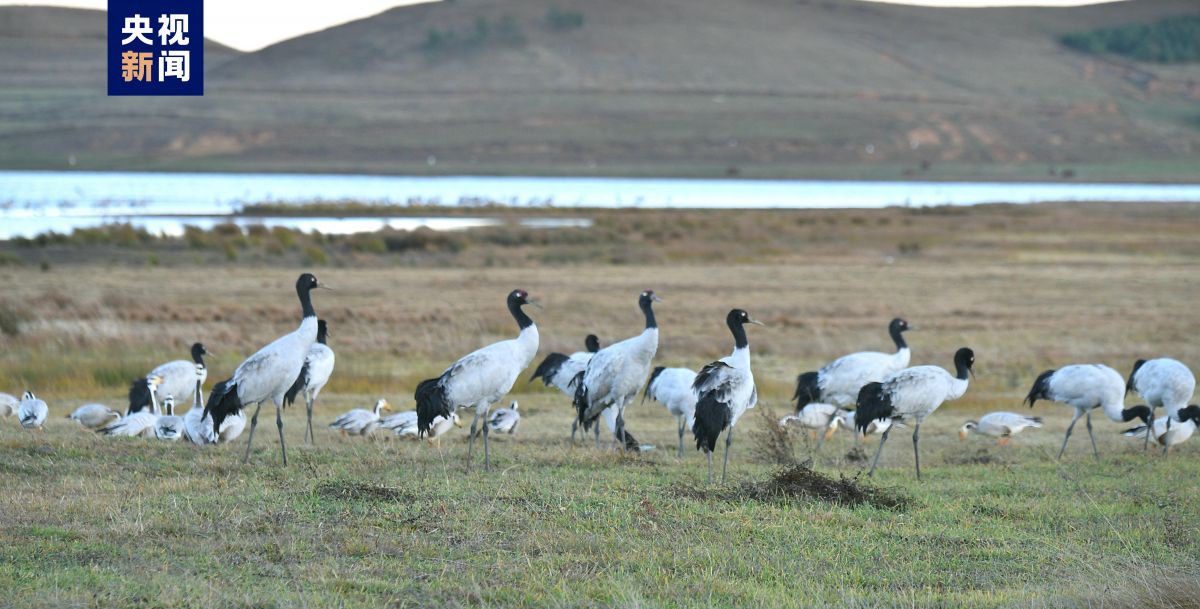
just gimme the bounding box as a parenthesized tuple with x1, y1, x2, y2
(1, 1, 1198, 180)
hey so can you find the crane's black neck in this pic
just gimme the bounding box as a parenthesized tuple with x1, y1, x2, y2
(508, 295, 534, 330)
(191, 343, 205, 365)
(298, 283, 316, 319)
(640, 298, 657, 330)
(316, 321, 328, 344)
(954, 351, 972, 381)
(727, 315, 748, 350)
(889, 323, 907, 351)
(585, 334, 600, 353)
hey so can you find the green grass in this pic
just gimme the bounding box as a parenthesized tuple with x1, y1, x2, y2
(1, 397, 1197, 608)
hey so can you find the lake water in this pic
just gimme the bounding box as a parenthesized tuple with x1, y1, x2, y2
(2, 170, 1199, 239)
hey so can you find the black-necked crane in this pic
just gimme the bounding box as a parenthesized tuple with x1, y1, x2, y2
(1025, 364, 1150, 460)
(575, 290, 661, 450)
(67, 403, 121, 430)
(959, 412, 1042, 445)
(1127, 358, 1196, 454)
(18, 391, 48, 430)
(149, 342, 210, 407)
(857, 347, 974, 480)
(330, 398, 391, 437)
(792, 318, 913, 409)
(415, 289, 540, 471)
(644, 366, 697, 457)
(530, 334, 599, 441)
(1122, 406, 1199, 454)
(203, 273, 329, 465)
(284, 318, 335, 445)
(692, 309, 764, 483)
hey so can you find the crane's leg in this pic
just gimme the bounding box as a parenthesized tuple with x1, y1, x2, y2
(1162, 415, 1173, 457)
(911, 422, 922, 482)
(677, 415, 685, 459)
(721, 427, 733, 484)
(594, 423, 601, 450)
(868, 427, 891, 477)
(1143, 405, 1155, 453)
(241, 402, 263, 464)
(467, 411, 481, 471)
(1085, 410, 1098, 460)
(617, 406, 629, 452)
(483, 421, 491, 472)
(275, 400, 288, 466)
(571, 419, 578, 444)
(706, 450, 713, 484)
(1057, 408, 1084, 460)
(305, 394, 315, 445)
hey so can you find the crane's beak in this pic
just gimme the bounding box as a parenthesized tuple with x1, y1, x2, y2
(747, 317, 765, 327)
(907, 325, 919, 331)
(205, 349, 217, 357)
(526, 297, 543, 310)
(652, 294, 663, 302)
(316, 282, 334, 291)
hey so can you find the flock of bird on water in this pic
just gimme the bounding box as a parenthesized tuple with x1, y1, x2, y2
(5, 273, 1198, 483)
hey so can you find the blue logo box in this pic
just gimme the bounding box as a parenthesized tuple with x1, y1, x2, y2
(108, 0, 204, 96)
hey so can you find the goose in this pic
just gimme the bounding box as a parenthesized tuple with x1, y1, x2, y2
(480, 401, 520, 436)
(792, 318, 913, 408)
(530, 334, 599, 441)
(18, 391, 48, 430)
(692, 309, 764, 483)
(99, 379, 164, 437)
(1127, 358, 1196, 454)
(204, 273, 329, 465)
(829, 410, 894, 439)
(149, 342, 210, 407)
(856, 347, 974, 480)
(0, 392, 18, 420)
(1123, 406, 1200, 454)
(330, 399, 391, 437)
(154, 397, 185, 441)
(1025, 364, 1150, 460)
(387, 410, 462, 444)
(777, 402, 846, 450)
(575, 290, 661, 450)
(67, 403, 121, 430)
(415, 289, 540, 471)
(959, 412, 1042, 445)
(643, 366, 698, 457)
(284, 319, 335, 445)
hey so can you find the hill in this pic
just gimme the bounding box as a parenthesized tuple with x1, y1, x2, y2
(1, 1, 1199, 180)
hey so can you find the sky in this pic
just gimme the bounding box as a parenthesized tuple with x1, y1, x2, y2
(1, 0, 1120, 51)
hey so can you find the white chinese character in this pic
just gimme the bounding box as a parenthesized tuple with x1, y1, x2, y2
(158, 50, 190, 82)
(157, 14, 190, 46)
(120, 14, 153, 45)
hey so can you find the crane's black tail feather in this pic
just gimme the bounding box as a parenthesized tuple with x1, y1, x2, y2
(854, 382, 893, 434)
(128, 378, 153, 415)
(792, 371, 821, 407)
(1024, 369, 1056, 408)
(692, 393, 731, 453)
(203, 379, 243, 435)
(572, 371, 597, 431)
(415, 376, 452, 437)
(283, 362, 309, 408)
(529, 352, 568, 385)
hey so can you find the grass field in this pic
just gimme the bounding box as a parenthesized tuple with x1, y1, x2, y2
(1, 203, 1199, 607)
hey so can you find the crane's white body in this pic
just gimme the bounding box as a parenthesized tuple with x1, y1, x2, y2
(330, 399, 388, 436)
(149, 359, 206, 407)
(696, 346, 758, 430)
(545, 351, 592, 396)
(1039, 364, 1128, 422)
(232, 316, 318, 408)
(68, 403, 121, 430)
(876, 365, 969, 424)
(18, 392, 48, 430)
(1129, 358, 1195, 421)
(646, 367, 698, 428)
(440, 326, 540, 417)
(579, 327, 658, 427)
(816, 347, 910, 407)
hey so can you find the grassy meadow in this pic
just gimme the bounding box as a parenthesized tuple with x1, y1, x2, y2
(1, 203, 1200, 607)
